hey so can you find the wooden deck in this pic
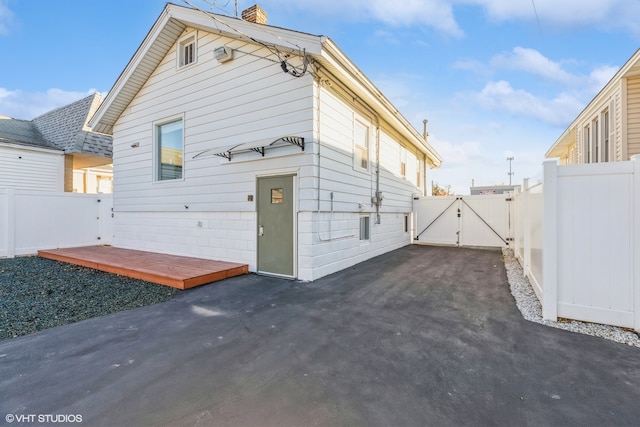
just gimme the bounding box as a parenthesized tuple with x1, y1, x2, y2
(38, 246, 249, 290)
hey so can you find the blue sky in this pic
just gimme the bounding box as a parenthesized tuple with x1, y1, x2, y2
(1, 0, 639, 194)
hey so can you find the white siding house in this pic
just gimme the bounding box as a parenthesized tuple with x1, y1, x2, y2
(547, 48, 640, 164)
(0, 139, 64, 192)
(90, 4, 443, 281)
(0, 94, 113, 193)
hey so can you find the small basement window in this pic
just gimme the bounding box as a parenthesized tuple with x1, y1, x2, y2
(177, 32, 197, 68)
(359, 216, 370, 241)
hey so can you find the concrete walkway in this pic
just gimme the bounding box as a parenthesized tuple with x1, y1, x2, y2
(1, 245, 639, 426)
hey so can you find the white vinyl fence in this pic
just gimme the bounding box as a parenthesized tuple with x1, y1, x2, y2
(514, 156, 640, 331)
(0, 188, 113, 258)
(413, 194, 513, 248)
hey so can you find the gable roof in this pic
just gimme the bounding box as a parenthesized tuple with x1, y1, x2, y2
(0, 93, 112, 159)
(546, 48, 640, 158)
(89, 3, 442, 167)
(32, 93, 112, 158)
(0, 116, 59, 151)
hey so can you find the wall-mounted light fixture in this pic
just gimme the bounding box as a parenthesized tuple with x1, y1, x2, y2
(131, 142, 140, 148)
(214, 46, 233, 63)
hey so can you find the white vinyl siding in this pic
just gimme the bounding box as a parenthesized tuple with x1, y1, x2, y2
(112, 29, 314, 213)
(110, 23, 427, 281)
(627, 76, 640, 158)
(0, 145, 63, 191)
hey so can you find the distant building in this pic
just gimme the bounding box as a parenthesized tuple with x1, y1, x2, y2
(470, 185, 520, 195)
(547, 48, 640, 164)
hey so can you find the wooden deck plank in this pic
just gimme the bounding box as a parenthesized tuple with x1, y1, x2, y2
(38, 246, 249, 290)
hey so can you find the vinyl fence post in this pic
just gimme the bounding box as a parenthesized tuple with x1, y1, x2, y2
(522, 178, 531, 278)
(6, 188, 15, 258)
(542, 160, 558, 321)
(631, 155, 640, 333)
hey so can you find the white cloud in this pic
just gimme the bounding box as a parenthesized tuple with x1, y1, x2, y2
(467, 80, 583, 126)
(460, 0, 640, 38)
(368, 0, 463, 37)
(453, 59, 491, 75)
(431, 138, 483, 167)
(263, 0, 463, 37)
(491, 47, 577, 85)
(0, 0, 12, 35)
(0, 88, 98, 120)
(262, 0, 640, 38)
(587, 65, 619, 94)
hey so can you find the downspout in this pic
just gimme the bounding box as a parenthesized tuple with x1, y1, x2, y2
(315, 74, 322, 214)
(375, 121, 381, 224)
(423, 119, 429, 196)
(315, 74, 355, 241)
(314, 64, 384, 223)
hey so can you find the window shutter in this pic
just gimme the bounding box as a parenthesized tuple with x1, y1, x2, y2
(609, 98, 616, 161)
(577, 128, 583, 163)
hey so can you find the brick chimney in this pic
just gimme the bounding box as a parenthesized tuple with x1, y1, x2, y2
(241, 5, 268, 24)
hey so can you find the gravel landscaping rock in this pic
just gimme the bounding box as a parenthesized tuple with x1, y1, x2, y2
(0, 256, 178, 340)
(503, 248, 640, 348)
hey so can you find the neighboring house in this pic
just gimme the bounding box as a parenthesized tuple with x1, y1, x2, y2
(547, 48, 640, 164)
(89, 3, 443, 281)
(0, 93, 113, 193)
(470, 185, 520, 195)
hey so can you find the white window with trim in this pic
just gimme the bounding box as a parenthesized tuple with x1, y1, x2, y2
(592, 118, 599, 163)
(359, 215, 370, 241)
(582, 124, 591, 163)
(602, 108, 610, 162)
(177, 31, 197, 68)
(400, 145, 407, 178)
(155, 116, 184, 181)
(353, 118, 370, 172)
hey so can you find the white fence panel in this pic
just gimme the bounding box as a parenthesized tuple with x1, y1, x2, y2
(413, 196, 459, 246)
(413, 194, 512, 248)
(514, 156, 639, 331)
(555, 162, 635, 327)
(513, 178, 544, 301)
(0, 188, 113, 257)
(459, 194, 511, 247)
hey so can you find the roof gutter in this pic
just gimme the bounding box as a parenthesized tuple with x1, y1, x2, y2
(320, 39, 443, 168)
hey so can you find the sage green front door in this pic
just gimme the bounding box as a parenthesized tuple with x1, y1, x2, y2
(257, 175, 295, 277)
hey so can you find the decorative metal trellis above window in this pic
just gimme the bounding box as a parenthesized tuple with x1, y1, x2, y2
(193, 136, 305, 161)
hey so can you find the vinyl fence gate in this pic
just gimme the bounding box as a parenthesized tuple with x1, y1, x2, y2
(413, 194, 513, 248)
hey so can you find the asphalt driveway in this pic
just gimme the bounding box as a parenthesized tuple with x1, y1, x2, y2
(1, 245, 639, 426)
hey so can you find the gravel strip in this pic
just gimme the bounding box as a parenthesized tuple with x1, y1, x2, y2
(0, 256, 178, 340)
(502, 248, 640, 347)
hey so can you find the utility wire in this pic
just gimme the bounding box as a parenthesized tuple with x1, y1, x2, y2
(180, 0, 314, 78)
(531, 0, 544, 41)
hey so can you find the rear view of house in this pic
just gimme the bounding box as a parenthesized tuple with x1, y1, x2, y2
(89, 4, 443, 281)
(547, 48, 640, 164)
